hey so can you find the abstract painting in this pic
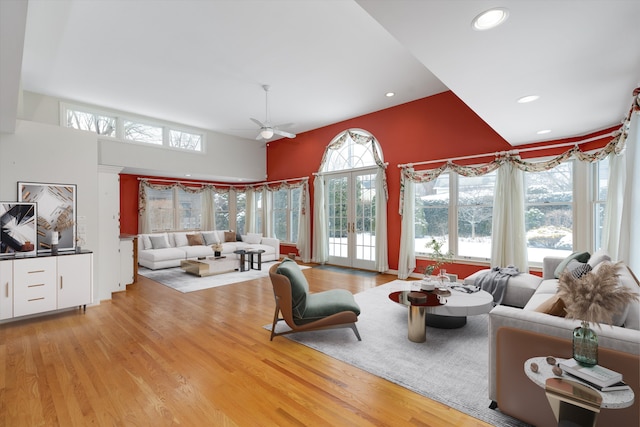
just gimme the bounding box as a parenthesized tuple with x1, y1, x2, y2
(0, 202, 37, 256)
(18, 182, 77, 252)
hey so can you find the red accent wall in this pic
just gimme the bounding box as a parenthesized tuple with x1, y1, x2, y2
(120, 90, 614, 277)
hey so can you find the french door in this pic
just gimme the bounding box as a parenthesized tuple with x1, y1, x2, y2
(326, 169, 377, 270)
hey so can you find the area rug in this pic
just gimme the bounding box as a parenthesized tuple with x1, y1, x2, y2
(139, 262, 310, 293)
(269, 280, 530, 427)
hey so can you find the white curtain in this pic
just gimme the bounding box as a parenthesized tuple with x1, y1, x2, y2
(491, 161, 528, 272)
(375, 166, 389, 272)
(245, 188, 255, 233)
(296, 180, 312, 263)
(397, 173, 416, 279)
(313, 175, 328, 263)
(605, 110, 639, 267)
(201, 187, 215, 231)
(262, 190, 272, 237)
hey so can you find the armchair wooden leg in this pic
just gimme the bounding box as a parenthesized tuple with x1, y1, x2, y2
(270, 303, 281, 341)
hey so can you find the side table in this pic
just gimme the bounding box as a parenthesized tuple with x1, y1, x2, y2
(524, 356, 634, 427)
(388, 290, 446, 343)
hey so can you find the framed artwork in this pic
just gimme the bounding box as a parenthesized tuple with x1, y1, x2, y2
(0, 202, 37, 256)
(18, 182, 77, 252)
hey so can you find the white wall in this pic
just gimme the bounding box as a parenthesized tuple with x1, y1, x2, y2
(0, 120, 100, 303)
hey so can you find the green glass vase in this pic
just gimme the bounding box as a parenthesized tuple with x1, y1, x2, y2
(573, 321, 598, 366)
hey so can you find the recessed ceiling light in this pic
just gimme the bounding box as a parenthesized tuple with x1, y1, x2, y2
(185, 174, 192, 177)
(517, 95, 540, 103)
(537, 129, 551, 135)
(472, 8, 509, 31)
(386, 92, 395, 97)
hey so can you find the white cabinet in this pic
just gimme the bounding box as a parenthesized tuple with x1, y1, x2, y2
(57, 253, 93, 310)
(2, 252, 93, 321)
(13, 257, 57, 317)
(0, 260, 13, 320)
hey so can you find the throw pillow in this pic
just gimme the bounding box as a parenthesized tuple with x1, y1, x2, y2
(554, 251, 591, 279)
(173, 232, 188, 247)
(201, 231, 219, 245)
(224, 231, 236, 242)
(566, 259, 592, 279)
(186, 233, 204, 246)
(534, 294, 566, 317)
(149, 235, 169, 249)
(243, 233, 262, 245)
(276, 258, 309, 318)
(587, 249, 612, 269)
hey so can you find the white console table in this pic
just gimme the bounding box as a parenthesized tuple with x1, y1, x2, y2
(0, 251, 93, 321)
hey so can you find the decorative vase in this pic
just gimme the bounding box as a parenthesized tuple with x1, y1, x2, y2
(573, 321, 598, 366)
(214, 251, 221, 257)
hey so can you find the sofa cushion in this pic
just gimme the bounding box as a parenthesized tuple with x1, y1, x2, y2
(149, 235, 170, 249)
(201, 231, 219, 245)
(243, 233, 262, 244)
(300, 289, 361, 323)
(224, 231, 236, 242)
(554, 251, 591, 279)
(534, 294, 566, 317)
(138, 247, 185, 262)
(187, 233, 204, 246)
(276, 258, 309, 318)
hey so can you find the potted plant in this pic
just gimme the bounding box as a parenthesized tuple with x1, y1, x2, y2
(423, 237, 454, 277)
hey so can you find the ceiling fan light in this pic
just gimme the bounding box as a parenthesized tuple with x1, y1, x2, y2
(260, 128, 274, 139)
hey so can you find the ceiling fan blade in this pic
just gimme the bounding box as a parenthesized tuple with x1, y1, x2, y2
(273, 129, 296, 139)
(273, 122, 294, 129)
(250, 118, 265, 128)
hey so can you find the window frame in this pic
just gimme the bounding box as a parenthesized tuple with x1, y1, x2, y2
(60, 102, 206, 153)
(413, 157, 601, 268)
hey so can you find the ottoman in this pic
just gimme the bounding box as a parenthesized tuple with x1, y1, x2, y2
(463, 269, 542, 308)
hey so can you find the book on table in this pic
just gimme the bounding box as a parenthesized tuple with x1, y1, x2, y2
(559, 358, 623, 388)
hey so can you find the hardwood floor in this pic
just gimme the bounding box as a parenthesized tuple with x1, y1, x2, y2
(0, 263, 492, 426)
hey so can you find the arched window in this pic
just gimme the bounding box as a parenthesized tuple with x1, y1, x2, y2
(319, 129, 384, 172)
(314, 129, 388, 272)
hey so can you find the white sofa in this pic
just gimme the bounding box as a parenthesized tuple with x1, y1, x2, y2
(138, 231, 280, 270)
(485, 251, 640, 427)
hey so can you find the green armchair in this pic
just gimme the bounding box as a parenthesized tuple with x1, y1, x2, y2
(268, 259, 361, 341)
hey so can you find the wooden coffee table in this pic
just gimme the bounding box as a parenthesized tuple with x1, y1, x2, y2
(180, 257, 237, 277)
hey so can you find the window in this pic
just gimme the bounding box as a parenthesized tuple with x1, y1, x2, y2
(413, 161, 577, 264)
(146, 187, 174, 232)
(145, 187, 202, 232)
(124, 120, 163, 145)
(457, 172, 495, 258)
(177, 190, 202, 230)
(593, 157, 609, 251)
(272, 187, 301, 243)
(235, 191, 246, 234)
(214, 192, 230, 231)
(415, 173, 450, 255)
(170, 129, 202, 151)
(61, 103, 204, 152)
(66, 108, 116, 137)
(524, 161, 574, 263)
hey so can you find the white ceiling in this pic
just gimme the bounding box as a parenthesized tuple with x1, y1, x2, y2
(3, 0, 640, 146)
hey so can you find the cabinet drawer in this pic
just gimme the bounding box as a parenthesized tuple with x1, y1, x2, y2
(13, 257, 57, 316)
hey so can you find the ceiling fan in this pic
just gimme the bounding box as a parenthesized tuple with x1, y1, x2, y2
(250, 85, 296, 141)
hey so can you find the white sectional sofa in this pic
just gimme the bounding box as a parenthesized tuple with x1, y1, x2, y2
(484, 251, 640, 427)
(138, 231, 280, 270)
